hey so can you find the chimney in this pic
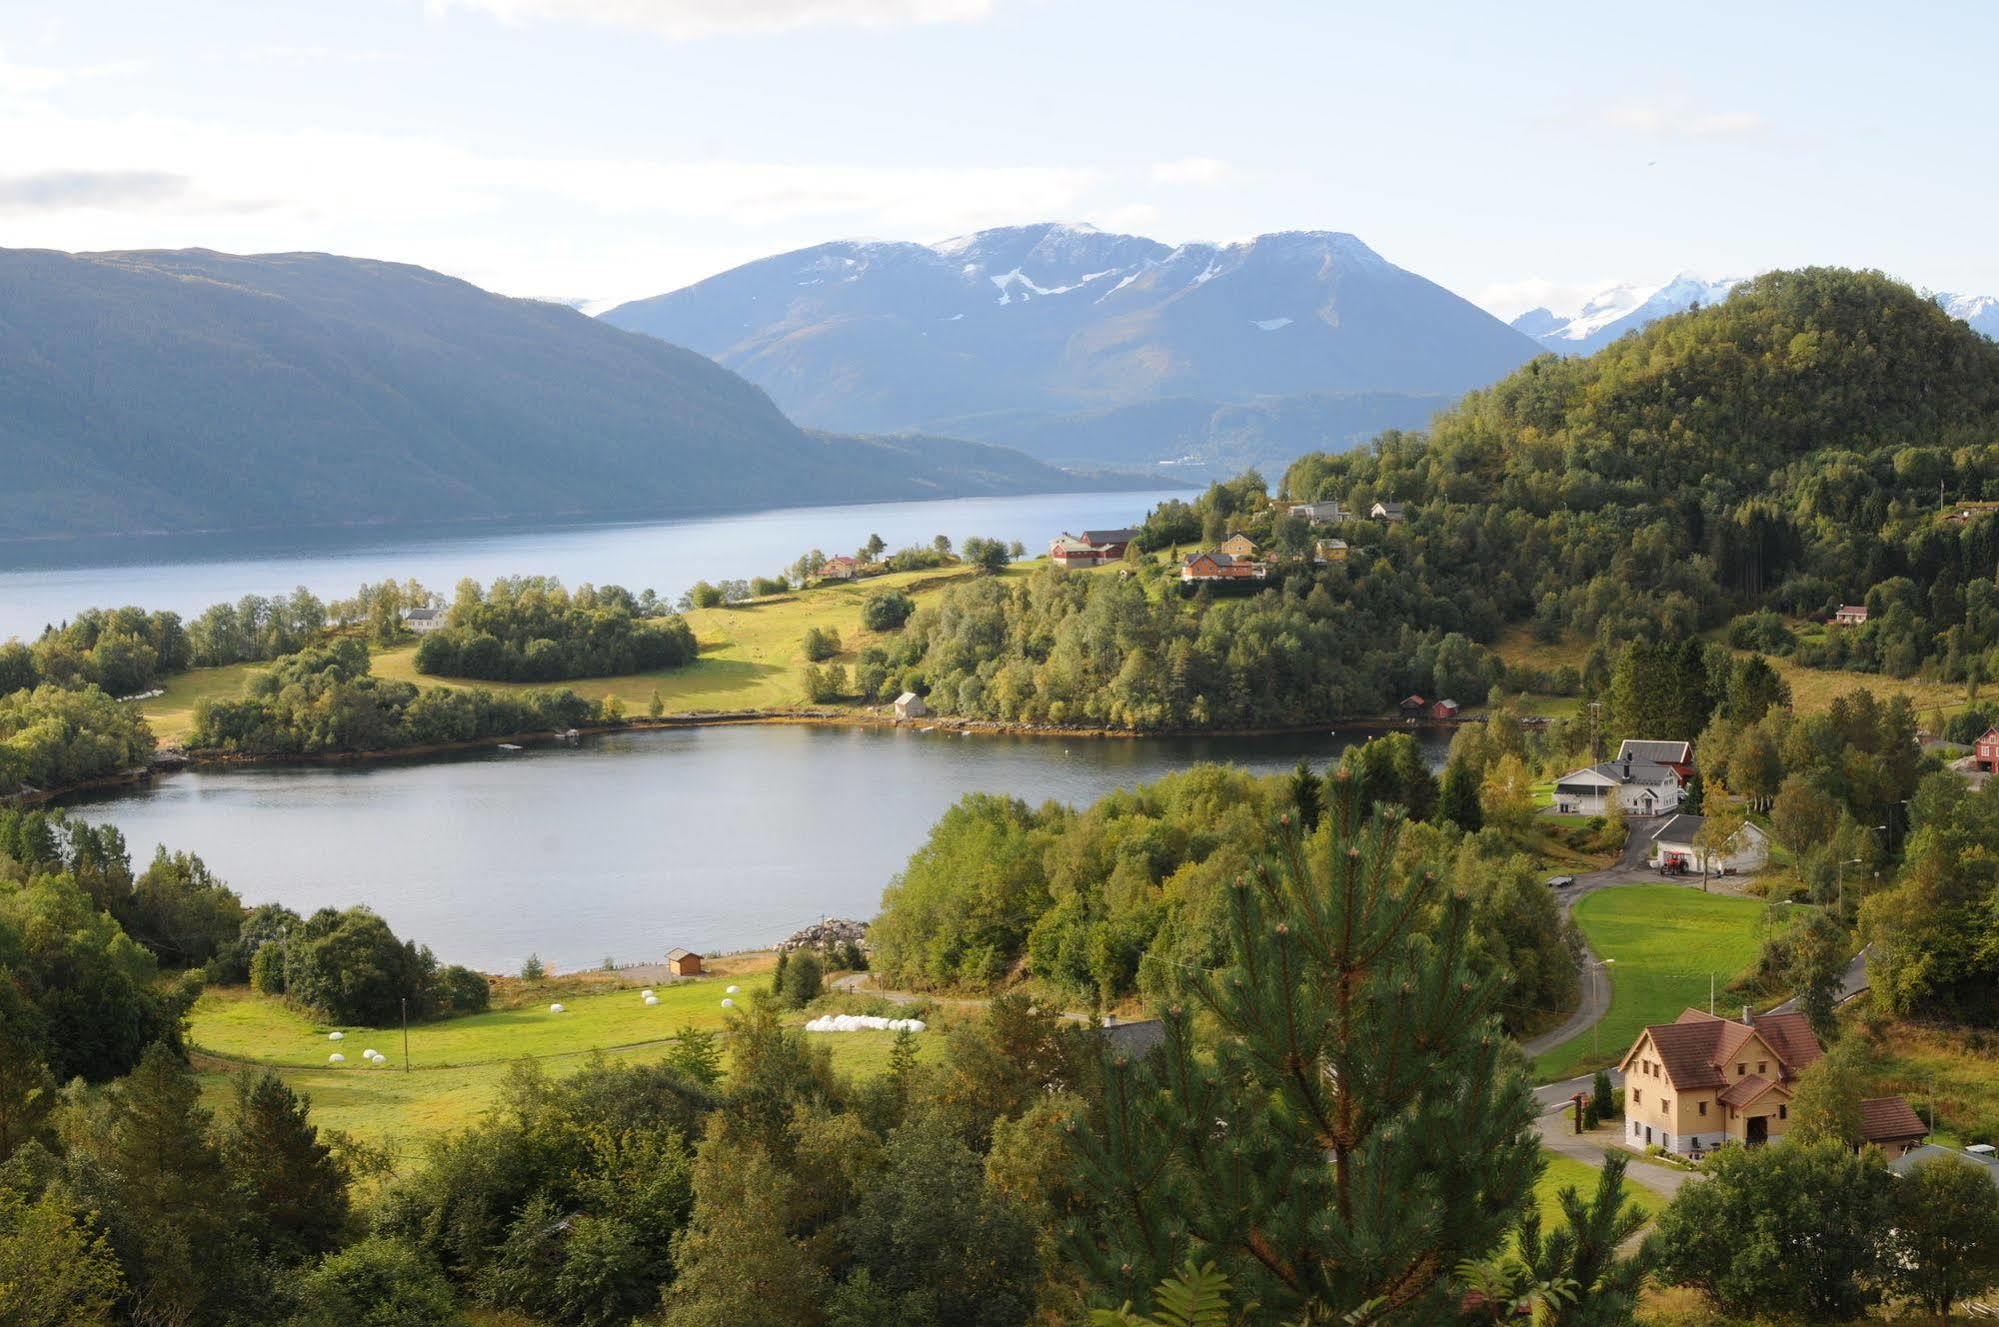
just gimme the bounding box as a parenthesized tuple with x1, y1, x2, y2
(1622, 759, 1632, 780)
(1741, 1005, 1753, 1027)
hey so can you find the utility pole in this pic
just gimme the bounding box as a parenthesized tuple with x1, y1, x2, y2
(401, 997, 410, 1073)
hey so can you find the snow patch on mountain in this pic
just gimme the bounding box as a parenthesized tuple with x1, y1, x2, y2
(1938, 292, 1999, 339)
(1512, 272, 1743, 354)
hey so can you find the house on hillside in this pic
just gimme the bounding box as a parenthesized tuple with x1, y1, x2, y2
(402, 607, 447, 634)
(1369, 500, 1407, 523)
(1975, 727, 1999, 772)
(1050, 535, 1109, 568)
(1833, 604, 1869, 626)
(1313, 538, 1349, 564)
(1180, 551, 1267, 584)
(1619, 1008, 1927, 1156)
(819, 555, 859, 581)
(1080, 528, 1138, 559)
(1289, 501, 1348, 525)
(666, 948, 703, 977)
(893, 691, 929, 720)
(1400, 694, 1427, 716)
(1945, 500, 1999, 524)
(1217, 533, 1260, 559)
(1859, 1097, 1931, 1156)
(1650, 813, 1771, 875)
(1616, 739, 1695, 780)
(1430, 698, 1460, 720)
(1551, 756, 1684, 816)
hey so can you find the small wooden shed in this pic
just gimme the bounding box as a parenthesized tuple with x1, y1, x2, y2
(894, 691, 930, 720)
(666, 948, 703, 977)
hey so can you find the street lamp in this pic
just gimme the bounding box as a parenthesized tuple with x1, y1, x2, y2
(1590, 957, 1617, 1058)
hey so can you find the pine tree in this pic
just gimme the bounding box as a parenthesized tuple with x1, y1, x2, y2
(1066, 773, 1540, 1322)
(225, 1070, 350, 1263)
(102, 1043, 242, 1324)
(1288, 761, 1322, 832)
(1512, 1152, 1649, 1326)
(1439, 759, 1483, 832)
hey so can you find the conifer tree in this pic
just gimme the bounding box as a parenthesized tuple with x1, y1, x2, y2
(1065, 773, 1539, 1323)
(1439, 759, 1483, 832)
(225, 1070, 351, 1263)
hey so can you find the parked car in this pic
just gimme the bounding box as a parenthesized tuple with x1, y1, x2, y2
(1545, 875, 1577, 889)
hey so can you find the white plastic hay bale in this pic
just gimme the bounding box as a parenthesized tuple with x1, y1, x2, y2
(362, 1049, 380, 1060)
(328, 1031, 344, 1041)
(725, 984, 740, 994)
(641, 988, 654, 998)
(803, 1014, 927, 1034)
(549, 1003, 566, 1013)
(643, 995, 660, 1006)
(328, 1052, 346, 1064)
(720, 998, 735, 1008)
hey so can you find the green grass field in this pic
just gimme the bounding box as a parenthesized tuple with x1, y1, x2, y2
(1531, 1151, 1663, 1232)
(140, 562, 1054, 743)
(189, 981, 935, 1158)
(1533, 885, 1765, 1081)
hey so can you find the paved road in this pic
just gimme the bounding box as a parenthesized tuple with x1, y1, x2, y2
(1535, 1112, 1693, 1200)
(1519, 817, 1667, 1062)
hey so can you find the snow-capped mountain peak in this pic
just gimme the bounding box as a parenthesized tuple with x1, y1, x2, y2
(1512, 272, 1743, 354)
(1938, 291, 1999, 339)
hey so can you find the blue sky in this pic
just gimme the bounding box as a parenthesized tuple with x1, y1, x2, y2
(2, 0, 1993, 316)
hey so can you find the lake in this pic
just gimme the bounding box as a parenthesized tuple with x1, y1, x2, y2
(0, 488, 1183, 642)
(63, 723, 1448, 973)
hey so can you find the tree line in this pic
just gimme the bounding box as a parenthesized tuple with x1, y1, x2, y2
(413, 577, 697, 682)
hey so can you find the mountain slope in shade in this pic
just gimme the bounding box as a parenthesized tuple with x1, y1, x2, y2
(1511, 273, 1744, 355)
(0, 247, 1105, 540)
(601, 224, 1540, 439)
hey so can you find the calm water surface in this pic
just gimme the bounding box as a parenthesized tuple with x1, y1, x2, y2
(0, 489, 1182, 641)
(64, 724, 1447, 972)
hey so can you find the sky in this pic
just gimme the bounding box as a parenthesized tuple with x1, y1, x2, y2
(2, 0, 1994, 319)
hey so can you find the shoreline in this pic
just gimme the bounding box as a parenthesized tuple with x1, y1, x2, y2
(21, 707, 1474, 805)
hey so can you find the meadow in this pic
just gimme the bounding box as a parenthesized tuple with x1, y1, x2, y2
(1532, 884, 1766, 1081)
(189, 972, 937, 1160)
(140, 562, 1037, 743)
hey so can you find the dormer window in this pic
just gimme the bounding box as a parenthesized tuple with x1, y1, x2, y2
(1757, 1061, 1767, 1075)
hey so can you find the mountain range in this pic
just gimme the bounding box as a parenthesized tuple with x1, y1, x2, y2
(1515, 274, 1999, 354)
(601, 224, 1539, 472)
(0, 247, 1114, 541)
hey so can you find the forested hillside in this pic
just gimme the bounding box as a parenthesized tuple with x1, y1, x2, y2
(0, 247, 1103, 539)
(1284, 267, 1999, 672)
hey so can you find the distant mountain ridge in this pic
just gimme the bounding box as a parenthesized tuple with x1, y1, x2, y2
(0, 247, 1113, 541)
(601, 223, 1539, 460)
(1515, 273, 1999, 353)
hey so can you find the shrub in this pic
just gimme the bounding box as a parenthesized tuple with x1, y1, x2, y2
(802, 626, 842, 662)
(861, 589, 915, 632)
(293, 1238, 460, 1327)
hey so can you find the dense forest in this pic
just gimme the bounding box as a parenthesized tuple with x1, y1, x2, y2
(414, 578, 697, 682)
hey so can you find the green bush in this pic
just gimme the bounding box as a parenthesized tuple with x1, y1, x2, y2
(861, 589, 916, 632)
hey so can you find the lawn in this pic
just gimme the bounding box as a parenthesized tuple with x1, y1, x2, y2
(1532, 885, 1765, 1081)
(141, 562, 1035, 743)
(1531, 1151, 1663, 1232)
(189, 980, 937, 1159)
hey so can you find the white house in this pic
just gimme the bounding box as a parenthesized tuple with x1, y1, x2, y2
(1650, 813, 1771, 875)
(1288, 501, 1348, 525)
(893, 691, 929, 720)
(402, 607, 447, 634)
(1551, 757, 1684, 817)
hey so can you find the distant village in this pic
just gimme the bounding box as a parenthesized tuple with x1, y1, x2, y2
(1047, 496, 1408, 585)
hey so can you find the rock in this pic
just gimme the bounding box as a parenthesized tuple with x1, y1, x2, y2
(777, 918, 871, 955)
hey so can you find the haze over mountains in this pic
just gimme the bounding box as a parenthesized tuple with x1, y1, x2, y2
(0, 247, 1110, 541)
(602, 224, 1539, 473)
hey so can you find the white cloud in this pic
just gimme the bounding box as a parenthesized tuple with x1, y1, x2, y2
(0, 45, 146, 95)
(0, 170, 192, 214)
(425, 0, 1001, 40)
(1472, 276, 1630, 323)
(1149, 157, 1234, 186)
(1604, 102, 1767, 140)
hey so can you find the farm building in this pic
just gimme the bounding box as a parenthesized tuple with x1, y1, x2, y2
(666, 948, 703, 977)
(1650, 813, 1770, 875)
(894, 691, 930, 719)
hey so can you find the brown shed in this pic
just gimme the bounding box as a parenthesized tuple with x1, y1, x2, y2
(666, 948, 703, 977)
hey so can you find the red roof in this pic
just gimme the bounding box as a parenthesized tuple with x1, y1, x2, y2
(1623, 1009, 1822, 1092)
(1860, 1096, 1928, 1143)
(1718, 1074, 1782, 1108)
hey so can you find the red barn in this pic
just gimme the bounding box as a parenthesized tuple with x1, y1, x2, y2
(1978, 727, 1999, 773)
(1429, 698, 1460, 720)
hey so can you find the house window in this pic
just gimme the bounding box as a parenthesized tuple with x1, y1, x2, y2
(1662, 1099, 1671, 1114)
(1757, 1061, 1767, 1075)
(1779, 1105, 1788, 1119)
(1737, 1064, 1746, 1075)
(1633, 1088, 1642, 1105)
(1699, 1101, 1708, 1116)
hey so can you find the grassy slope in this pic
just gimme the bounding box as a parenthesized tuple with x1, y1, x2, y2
(190, 976, 934, 1158)
(140, 562, 1063, 743)
(1491, 625, 1970, 722)
(1533, 885, 1765, 1081)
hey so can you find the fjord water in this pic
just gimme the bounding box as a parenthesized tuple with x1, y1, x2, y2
(0, 489, 1184, 642)
(65, 724, 1449, 973)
